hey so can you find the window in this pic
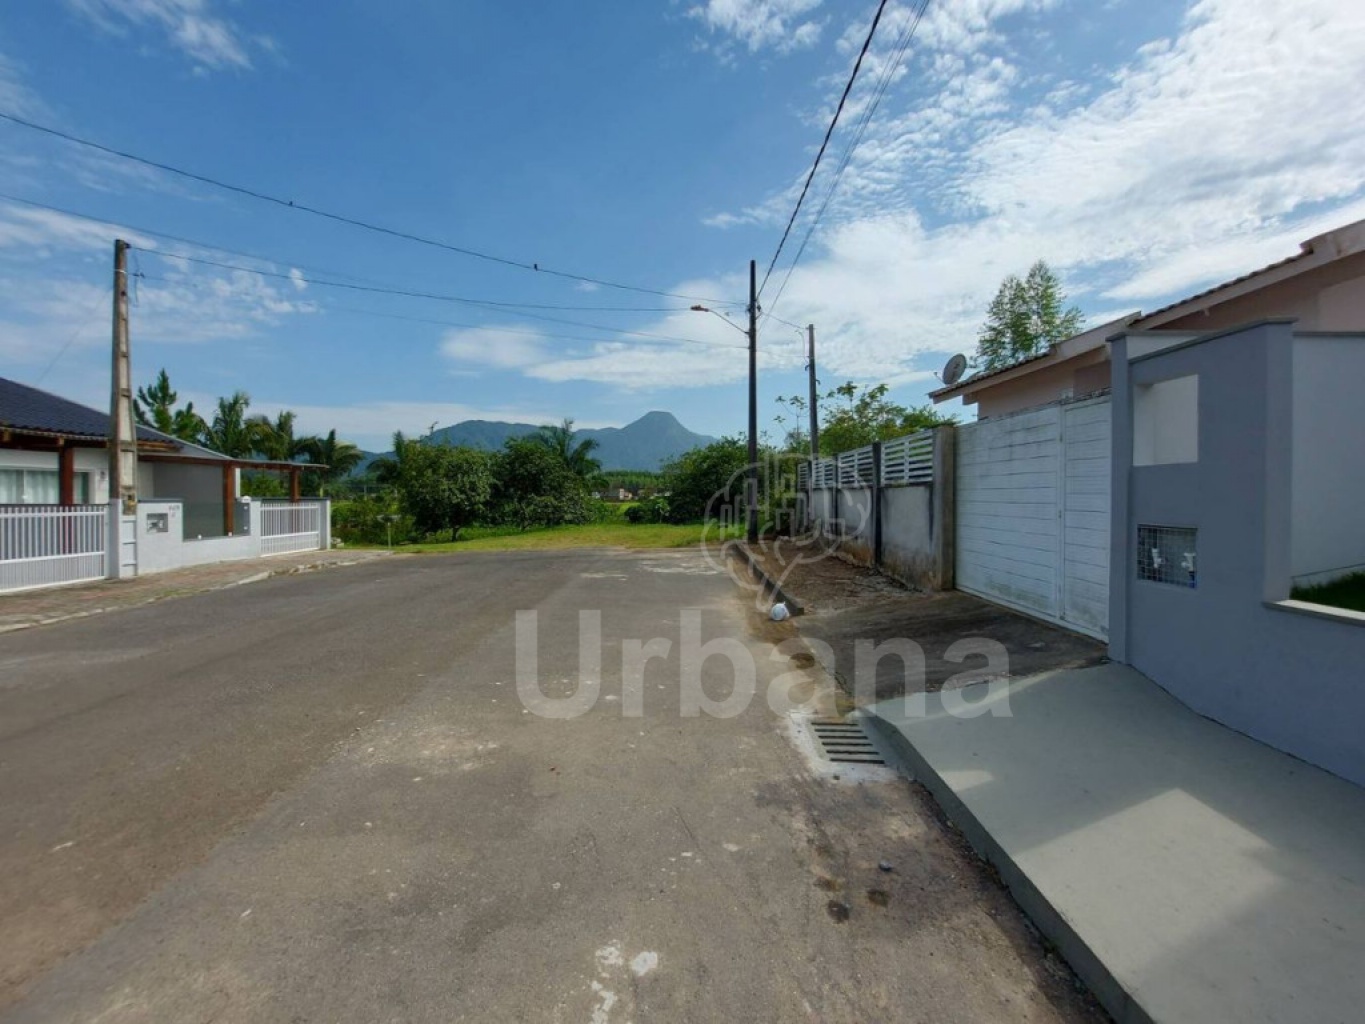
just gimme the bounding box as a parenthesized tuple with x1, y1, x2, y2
(1137, 525, 1198, 588)
(0, 469, 91, 504)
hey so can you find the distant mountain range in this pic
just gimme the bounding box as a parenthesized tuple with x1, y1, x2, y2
(358, 411, 715, 473)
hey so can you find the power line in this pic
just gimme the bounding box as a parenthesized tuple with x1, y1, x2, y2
(0, 191, 739, 315)
(0, 110, 738, 305)
(757, 0, 891, 299)
(35, 285, 113, 385)
(133, 247, 728, 347)
(766, 0, 932, 318)
(321, 303, 749, 352)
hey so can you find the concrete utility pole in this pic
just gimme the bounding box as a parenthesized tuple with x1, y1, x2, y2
(110, 239, 138, 515)
(746, 259, 759, 544)
(806, 323, 819, 459)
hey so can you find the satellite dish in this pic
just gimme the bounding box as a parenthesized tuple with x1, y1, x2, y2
(942, 353, 969, 387)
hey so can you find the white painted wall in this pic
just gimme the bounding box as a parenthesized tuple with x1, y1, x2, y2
(1292, 334, 1365, 583)
(956, 398, 1111, 639)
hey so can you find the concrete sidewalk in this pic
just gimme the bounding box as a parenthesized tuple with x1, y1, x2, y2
(866, 663, 1365, 1024)
(0, 548, 393, 633)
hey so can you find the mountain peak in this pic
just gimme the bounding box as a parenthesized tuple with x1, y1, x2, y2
(415, 412, 715, 471)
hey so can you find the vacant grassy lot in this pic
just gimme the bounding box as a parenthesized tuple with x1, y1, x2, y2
(378, 521, 740, 554)
(1291, 572, 1365, 613)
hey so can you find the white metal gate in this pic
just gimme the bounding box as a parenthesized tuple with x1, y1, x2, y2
(260, 501, 323, 556)
(955, 396, 1110, 639)
(0, 505, 108, 593)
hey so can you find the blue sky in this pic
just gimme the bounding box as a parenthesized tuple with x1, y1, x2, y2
(2, 0, 1364, 451)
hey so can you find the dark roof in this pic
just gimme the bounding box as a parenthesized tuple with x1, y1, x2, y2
(0, 376, 174, 445)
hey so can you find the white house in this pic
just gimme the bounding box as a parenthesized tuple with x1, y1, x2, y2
(1, 377, 328, 592)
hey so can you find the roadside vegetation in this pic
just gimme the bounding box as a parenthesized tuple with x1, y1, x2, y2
(1291, 572, 1365, 613)
(326, 379, 958, 552)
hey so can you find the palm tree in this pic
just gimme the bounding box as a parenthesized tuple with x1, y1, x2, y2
(202, 392, 266, 458)
(249, 410, 312, 463)
(302, 429, 364, 494)
(532, 418, 601, 480)
(369, 431, 410, 487)
(134, 369, 206, 442)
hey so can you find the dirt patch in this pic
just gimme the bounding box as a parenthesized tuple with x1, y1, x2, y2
(754, 540, 1106, 702)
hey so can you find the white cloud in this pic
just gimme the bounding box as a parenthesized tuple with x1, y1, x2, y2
(440, 327, 548, 370)
(0, 204, 155, 254)
(689, 0, 825, 54)
(0, 47, 46, 119)
(0, 203, 317, 362)
(288, 267, 307, 292)
(65, 0, 260, 71)
(696, 0, 1365, 388)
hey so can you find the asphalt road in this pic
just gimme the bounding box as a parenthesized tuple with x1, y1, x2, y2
(0, 549, 1103, 1023)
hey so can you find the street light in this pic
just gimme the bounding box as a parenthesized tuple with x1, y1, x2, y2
(690, 259, 759, 543)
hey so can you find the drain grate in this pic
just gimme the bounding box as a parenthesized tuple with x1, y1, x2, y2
(809, 719, 885, 765)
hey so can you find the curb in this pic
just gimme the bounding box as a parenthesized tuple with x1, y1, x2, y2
(0, 552, 392, 635)
(861, 703, 1144, 1024)
(727, 543, 805, 616)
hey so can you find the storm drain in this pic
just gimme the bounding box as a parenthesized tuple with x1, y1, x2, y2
(809, 719, 885, 765)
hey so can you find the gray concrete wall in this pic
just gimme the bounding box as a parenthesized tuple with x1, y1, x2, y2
(879, 485, 933, 584)
(802, 428, 955, 590)
(1291, 333, 1365, 584)
(839, 485, 875, 564)
(1110, 320, 1365, 786)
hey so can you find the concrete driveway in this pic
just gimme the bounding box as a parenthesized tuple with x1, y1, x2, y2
(0, 549, 1103, 1023)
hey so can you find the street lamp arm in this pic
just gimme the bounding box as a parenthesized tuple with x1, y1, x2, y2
(689, 304, 749, 336)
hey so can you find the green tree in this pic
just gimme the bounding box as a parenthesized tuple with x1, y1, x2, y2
(816, 382, 951, 456)
(975, 260, 1085, 372)
(659, 436, 751, 524)
(134, 369, 205, 442)
(202, 392, 267, 458)
(491, 437, 592, 530)
(249, 410, 312, 463)
(393, 439, 493, 538)
(302, 429, 364, 494)
(531, 418, 602, 480)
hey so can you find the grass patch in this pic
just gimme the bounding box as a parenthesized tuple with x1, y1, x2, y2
(370, 521, 740, 554)
(1291, 571, 1365, 613)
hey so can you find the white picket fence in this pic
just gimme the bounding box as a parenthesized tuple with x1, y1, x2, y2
(0, 505, 107, 593)
(260, 501, 324, 556)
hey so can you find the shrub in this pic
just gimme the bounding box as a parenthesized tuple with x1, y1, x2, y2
(625, 494, 670, 524)
(332, 494, 414, 546)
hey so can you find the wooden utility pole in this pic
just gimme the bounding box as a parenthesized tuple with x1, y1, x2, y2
(806, 323, 819, 459)
(109, 239, 138, 515)
(746, 259, 759, 544)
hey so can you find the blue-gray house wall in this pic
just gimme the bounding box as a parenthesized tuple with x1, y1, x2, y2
(1109, 320, 1365, 787)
